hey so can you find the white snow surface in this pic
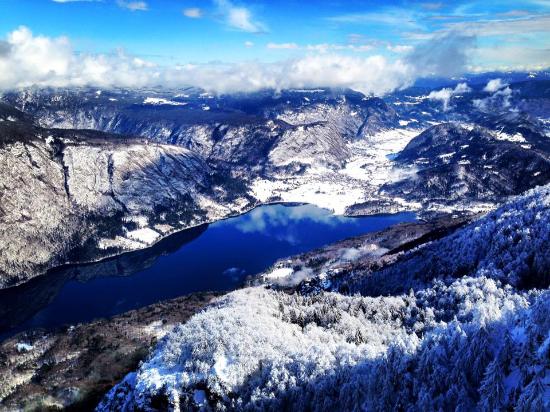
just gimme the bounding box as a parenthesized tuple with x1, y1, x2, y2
(263, 267, 294, 279)
(15, 343, 33, 353)
(493, 131, 527, 143)
(253, 128, 420, 215)
(125, 228, 160, 245)
(143, 97, 186, 106)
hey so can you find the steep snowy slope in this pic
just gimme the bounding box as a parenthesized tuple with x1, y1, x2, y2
(4, 86, 549, 210)
(355, 184, 550, 295)
(0, 112, 253, 288)
(1, 88, 396, 170)
(98, 184, 550, 411)
(0, 91, 409, 288)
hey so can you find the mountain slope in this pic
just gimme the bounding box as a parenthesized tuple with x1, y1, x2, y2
(1, 88, 397, 171)
(0, 111, 253, 288)
(1, 85, 550, 288)
(98, 184, 550, 411)
(382, 123, 550, 205)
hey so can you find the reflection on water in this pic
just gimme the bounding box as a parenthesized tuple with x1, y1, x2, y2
(234, 204, 339, 232)
(0, 225, 207, 338)
(0, 204, 416, 340)
(232, 204, 350, 244)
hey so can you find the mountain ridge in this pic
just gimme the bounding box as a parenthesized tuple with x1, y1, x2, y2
(1, 81, 549, 288)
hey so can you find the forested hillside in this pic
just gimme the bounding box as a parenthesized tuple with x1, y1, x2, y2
(98, 185, 550, 411)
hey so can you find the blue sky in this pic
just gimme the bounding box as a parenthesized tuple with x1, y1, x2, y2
(1, 0, 549, 65)
(0, 0, 549, 92)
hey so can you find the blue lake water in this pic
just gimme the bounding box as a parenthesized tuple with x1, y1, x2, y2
(0, 204, 416, 338)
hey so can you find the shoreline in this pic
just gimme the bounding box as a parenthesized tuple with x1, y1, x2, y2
(0, 210, 474, 410)
(0, 203, 420, 341)
(2, 198, 417, 292)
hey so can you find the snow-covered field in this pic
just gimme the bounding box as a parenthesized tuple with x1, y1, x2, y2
(253, 128, 421, 214)
(143, 97, 187, 106)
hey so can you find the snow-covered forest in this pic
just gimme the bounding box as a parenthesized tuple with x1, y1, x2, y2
(98, 184, 550, 411)
(353, 181, 550, 296)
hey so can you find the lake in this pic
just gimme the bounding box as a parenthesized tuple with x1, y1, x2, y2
(0, 204, 416, 339)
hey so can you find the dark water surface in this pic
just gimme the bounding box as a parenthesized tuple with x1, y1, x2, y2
(0, 204, 416, 339)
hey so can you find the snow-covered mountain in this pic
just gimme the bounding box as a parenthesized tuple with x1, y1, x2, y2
(0, 78, 549, 410)
(98, 184, 550, 411)
(0, 106, 253, 287)
(382, 122, 550, 205)
(1, 80, 549, 288)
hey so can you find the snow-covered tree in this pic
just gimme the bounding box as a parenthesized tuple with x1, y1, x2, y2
(515, 371, 547, 412)
(97, 185, 550, 411)
(478, 359, 506, 411)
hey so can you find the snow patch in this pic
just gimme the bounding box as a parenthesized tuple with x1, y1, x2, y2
(264, 267, 294, 279)
(125, 228, 160, 245)
(143, 97, 187, 106)
(16, 342, 33, 352)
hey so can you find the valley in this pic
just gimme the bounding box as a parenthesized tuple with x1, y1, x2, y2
(0, 204, 416, 339)
(0, 211, 466, 411)
(2, 2, 550, 410)
(1, 79, 549, 290)
(0, 75, 549, 411)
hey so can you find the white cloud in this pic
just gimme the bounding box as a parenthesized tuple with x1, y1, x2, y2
(0, 27, 155, 90)
(442, 14, 550, 37)
(427, 88, 454, 111)
(406, 32, 475, 78)
(473, 86, 513, 112)
(214, 0, 266, 33)
(165, 54, 414, 95)
(0, 27, 476, 96)
(306, 43, 373, 53)
(328, 9, 421, 30)
(305, 44, 331, 53)
(387, 44, 413, 53)
(267, 42, 299, 49)
(264, 42, 374, 53)
(244, 41, 254, 48)
(453, 82, 472, 94)
(428, 82, 471, 111)
(349, 44, 373, 52)
(483, 78, 508, 92)
(471, 45, 550, 72)
(116, 0, 147, 11)
(493, 87, 513, 108)
(183, 8, 202, 18)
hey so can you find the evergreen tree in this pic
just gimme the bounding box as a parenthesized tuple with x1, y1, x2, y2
(455, 385, 475, 412)
(478, 358, 505, 411)
(497, 330, 514, 375)
(515, 371, 546, 412)
(515, 341, 533, 383)
(467, 327, 492, 389)
(416, 387, 435, 412)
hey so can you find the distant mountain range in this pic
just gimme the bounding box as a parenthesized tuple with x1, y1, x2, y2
(1, 72, 549, 412)
(1, 76, 549, 288)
